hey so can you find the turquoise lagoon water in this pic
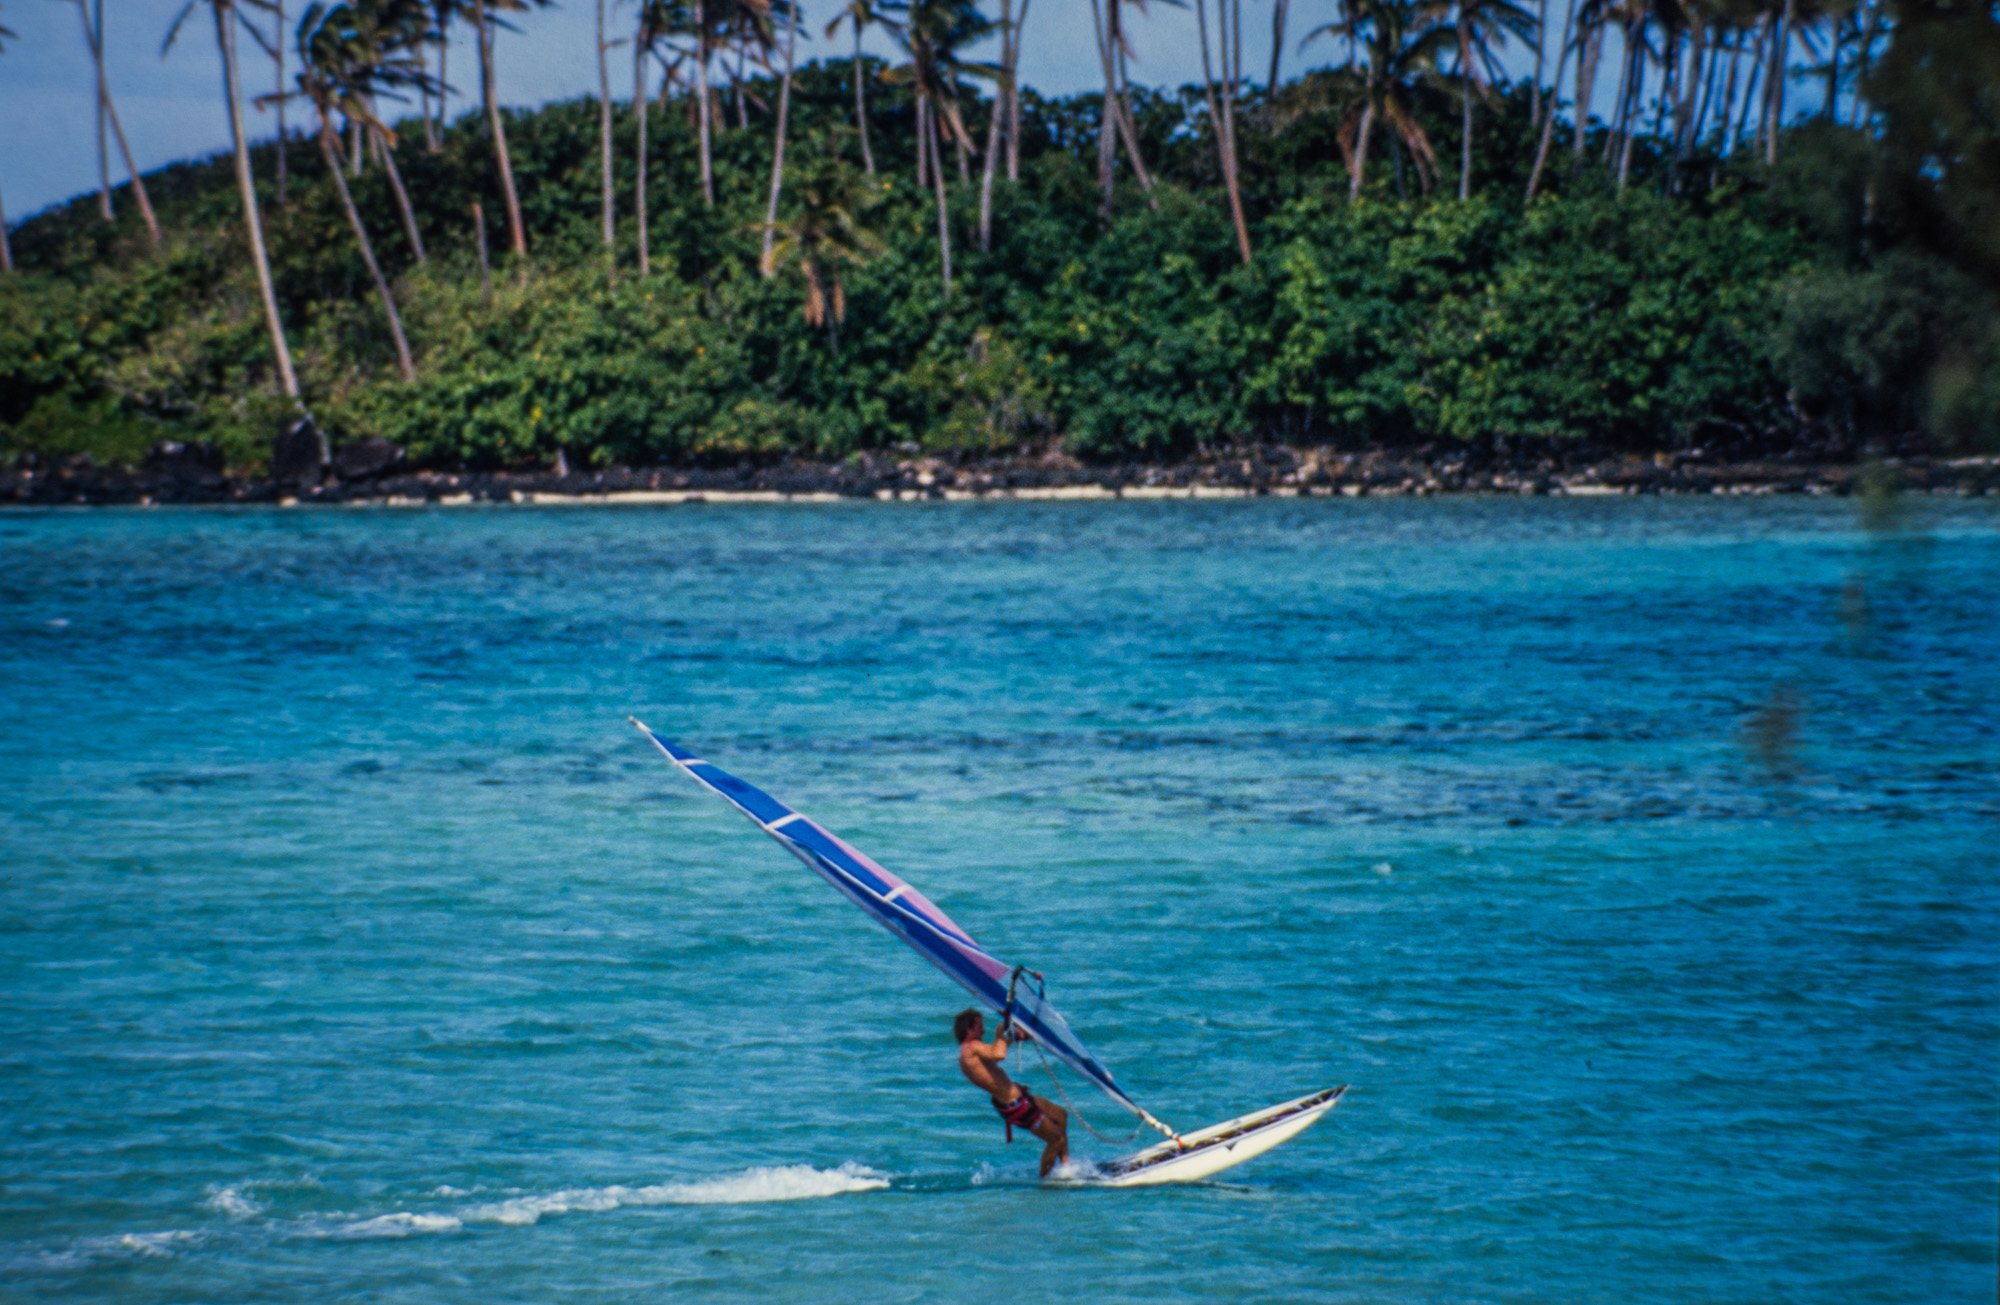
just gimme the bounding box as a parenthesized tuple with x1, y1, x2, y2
(2, 498, 1995, 1303)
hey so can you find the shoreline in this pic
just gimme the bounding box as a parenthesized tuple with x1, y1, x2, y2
(7, 445, 1999, 507)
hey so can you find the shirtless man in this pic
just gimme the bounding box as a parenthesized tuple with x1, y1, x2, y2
(955, 1008, 1070, 1177)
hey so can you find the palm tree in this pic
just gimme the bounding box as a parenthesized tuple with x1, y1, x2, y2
(823, 0, 879, 173)
(1449, 0, 1538, 197)
(333, 0, 432, 255)
(977, 0, 1016, 251)
(419, 0, 467, 150)
(761, 138, 887, 346)
(688, 0, 719, 203)
(880, 0, 994, 294)
(468, 0, 544, 255)
(1091, 0, 1159, 213)
(75, 0, 163, 243)
(1270, 0, 1289, 85)
(1524, 0, 1580, 199)
(0, 5, 15, 273)
(762, 0, 801, 271)
(1310, 0, 1454, 199)
(295, 0, 424, 380)
(596, 0, 614, 259)
(1004, 0, 1029, 180)
(166, 0, 300, 399)
(632, 0, 676, 268)
(1195, 0, 1251, 261)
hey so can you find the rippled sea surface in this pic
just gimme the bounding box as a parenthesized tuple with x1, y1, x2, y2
(3, 498, 1996, 1303)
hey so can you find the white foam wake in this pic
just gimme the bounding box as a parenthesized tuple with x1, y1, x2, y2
(459, 1163, 889, 1226)
(332, 1212, 464, 1239)
(4, 1229, 205, 1272)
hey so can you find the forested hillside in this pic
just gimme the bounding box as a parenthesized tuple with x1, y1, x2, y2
(3, 0, 1995, 476)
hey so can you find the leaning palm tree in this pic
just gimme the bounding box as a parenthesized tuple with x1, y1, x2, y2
(1090, 0, 1159, 214)
(166, 0, 300, 398)
(294, 0, 427, 380)
(823, 0, 879, 172)
(761, 138, 887, 347)
(1309, 0, 1455, 199)
(468, 0, 546, 255)
(291, 0, 432, 258)
(1449, 0, 1538, 197)
(73, 0, 164, 242)
(1195, 0, 1251, 262)
(879, 0, 994, 294)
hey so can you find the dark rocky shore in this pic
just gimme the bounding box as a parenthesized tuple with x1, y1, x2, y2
(7, 435, 1998, 507)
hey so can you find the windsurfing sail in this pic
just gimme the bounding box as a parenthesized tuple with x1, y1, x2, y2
(632, 719, 1170, 1135)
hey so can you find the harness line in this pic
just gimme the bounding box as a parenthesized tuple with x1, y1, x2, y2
(1027, 1036, 1146, 1145)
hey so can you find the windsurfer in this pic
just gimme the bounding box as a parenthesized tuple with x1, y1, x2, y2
(955, 1008, 1069, 1177)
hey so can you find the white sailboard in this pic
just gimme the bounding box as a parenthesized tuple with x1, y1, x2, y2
(632, 720, 1344, 1185)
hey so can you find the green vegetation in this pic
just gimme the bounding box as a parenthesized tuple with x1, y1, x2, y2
(3, 0, 1996, 473)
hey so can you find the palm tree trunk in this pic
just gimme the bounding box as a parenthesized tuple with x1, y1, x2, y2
(979, 0, 1008, 253)
(1219, 0, 1245, 206)
(1351, 100, 1375, 199)
(318, 120, 415, 382)
(762, 0, 796, 272)
(78, 1, 162, 244)
(1459, 33, 1473, 200)
(215, 0, 299, 399)
(928, 94, 953, 294)
(695, 3, 714, 205)
(1572, 19, 1601, 156)
(1616, 49, 1643, 189)
(1764, 0, 1790, 163)
(1753, 9, 1778, 154)
(1692, 24, 1723, 146)
(1735, 17, 1767, 151)
(917, 93, 931, 189)
(1195, 0, 1250, 260)
(1096, 83, 1116, 213)
(375, 129, 427, 263)
(635, 30, 650, 274)
(92, 0, 111, 221)
(429, 28, 446, 152)
(1531, 0, 1547, 123)
(852, 22, 875, 174)
(1526, 0, 1576, 201)
(472, 201, 492, 306)
(597, 0, 614, 254)
(1850, 0, 1881, 126)
(1092, 0, 1116, 210)
(1672, 26, 1704, 178)
(1114, 40, 1157, 202)
(1268, 0, 1287, 88)
(1714, 28, 1741, 150)
(733, 43, 749, 129)
(1603, 26, 1633, 163)
(1007, 0, 1030, 182)
(350, 117, 364, 176)
(275, 0, 288, 202)
(472, 0, 526, 254)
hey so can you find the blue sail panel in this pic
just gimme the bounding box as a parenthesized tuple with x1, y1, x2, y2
(632, 720, 1140, 1117)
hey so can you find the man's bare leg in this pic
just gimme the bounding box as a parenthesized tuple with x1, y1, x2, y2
(1028, 1095, 1069, 1177)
